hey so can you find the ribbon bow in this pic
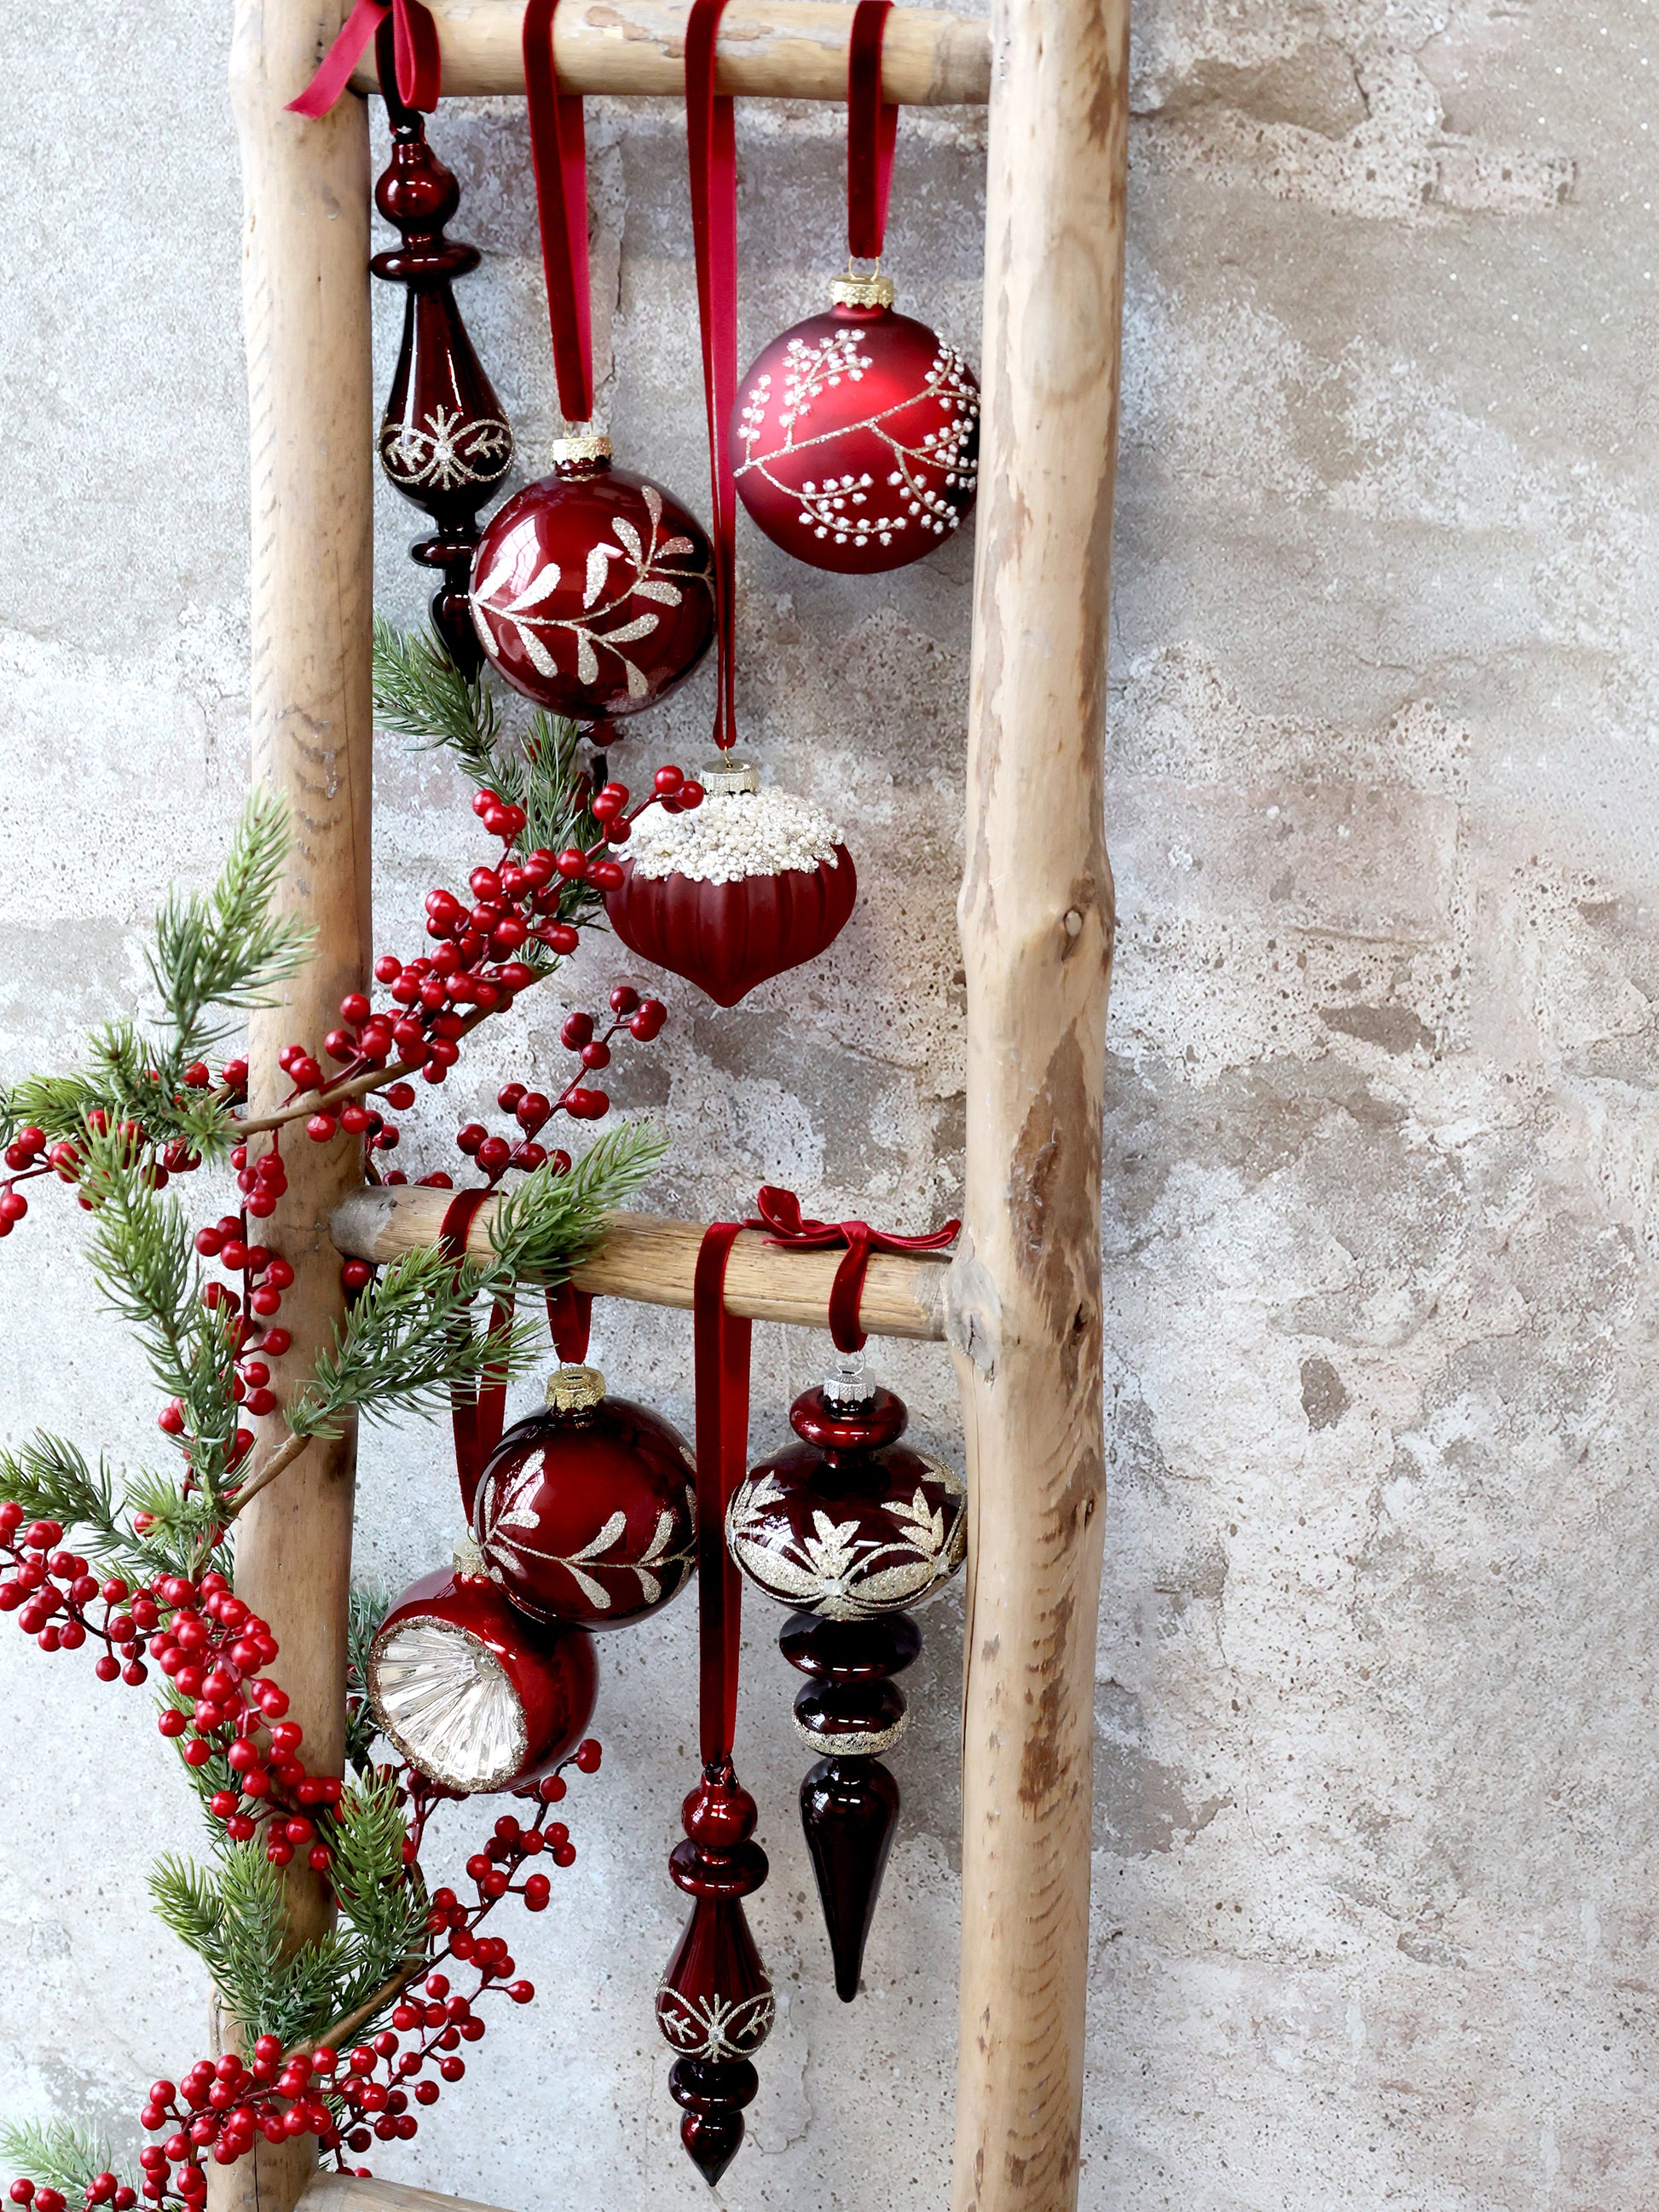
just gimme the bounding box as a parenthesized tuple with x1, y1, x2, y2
(745, 1185, 959, 1353)
(287, 0, 441, 118)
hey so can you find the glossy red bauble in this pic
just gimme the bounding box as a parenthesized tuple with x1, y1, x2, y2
(731, 278, 979, 575)
(470, 437, 715, 719)
(471, 1365, 697, 1630)
(603, 763, 856, 1008)
(725, 1371, 966, 1631)
(367, 1560, 597, 1793)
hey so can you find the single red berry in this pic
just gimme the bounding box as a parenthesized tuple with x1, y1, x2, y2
(560, 1012, 594, 1049)
(575, 1737, 602, 1771)
(383, 1082, 416, 1109)
(305, 1113, 337, 1143)
(341, 1260, 373, 1293)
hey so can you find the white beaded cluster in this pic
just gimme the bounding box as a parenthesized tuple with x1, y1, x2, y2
(627, 788, 845, 885)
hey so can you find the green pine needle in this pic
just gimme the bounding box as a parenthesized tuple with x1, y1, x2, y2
(149, 787, 315, 1060)
(490, 1119, 668, 1285)
(0, 2122, 118, 2197)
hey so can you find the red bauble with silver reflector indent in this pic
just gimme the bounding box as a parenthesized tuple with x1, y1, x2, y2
(604, 759, 856, 1008)
(731, 276, 979, 575)
(367, 1552, 598, 1793)
(471, 1363, 697, 1630)
(469, 436, 715, 719)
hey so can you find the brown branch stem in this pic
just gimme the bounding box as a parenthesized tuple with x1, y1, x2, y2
(235, 967, 552, 1139)
(227, 1427, 313, 1520)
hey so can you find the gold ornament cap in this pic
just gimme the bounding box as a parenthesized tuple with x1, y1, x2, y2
(831, 273, 896, 311)
(546, 1362, 607, 1411)
(552, 431, 613, 470)
(698, 757, 760, 797)
(453, 1531, 487, 1578)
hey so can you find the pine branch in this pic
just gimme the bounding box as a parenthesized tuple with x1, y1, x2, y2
(0, 1436, 124, 1558)
(372, 618, 604, 930)
(490, 1121, 668, 1286)
(148, 787, 314, 1063)
(76, 1136, 241, 1505)
(2, 794, 305, 1160)
(0, 2122, 118, 2198)
(286, 1248, 544, 1440)
(345, 1580, 392, 1773)
(373, 615, 502, 774)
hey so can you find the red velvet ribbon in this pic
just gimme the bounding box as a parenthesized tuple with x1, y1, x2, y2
(685, 0, 741, 752)
(286, 0, 441, 118)
(847, 0, 898, 262)
(545, 1279, 595, 1365)
(692, 1222, 751, 1765)
(746, 1184, 959, 1353)
(439, 1188, 513, 1520)
(523, 0, 596, 424)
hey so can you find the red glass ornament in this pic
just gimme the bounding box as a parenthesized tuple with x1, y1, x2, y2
(471, 1364, 697, 1630)
(731, 275, 979, 575)
(604, 760, 857, 1008)
(372, 72, 513, 679)
(725, 1353, 966, 1998)
(469, 437, 715, 720)
(656, 1770, 773, 2186)
(367, 1556, 597, 1793)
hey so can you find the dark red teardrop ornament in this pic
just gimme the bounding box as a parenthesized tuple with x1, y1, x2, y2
(371, 67, 514, 678)
(367, 1555, 597, 1793)
(784, 1613, 919, 2001)
(726, 1356, 965, 1996)
(471, 1364, 697, 1630)
(656, 1770, 775, 2186)
(731, 276, 979, 575)
(604, 759, 857, 1008)
(469, 437, 715, 720)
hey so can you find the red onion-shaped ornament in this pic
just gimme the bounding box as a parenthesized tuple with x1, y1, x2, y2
(604, 759, 856, 1008)
(367, 1552, 597, 1793)
(731, 275, 979, 575)
(471, 1363, 697, 1630)
(470, 435, 715, 719)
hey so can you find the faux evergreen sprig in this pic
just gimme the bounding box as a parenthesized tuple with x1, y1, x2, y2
(0, 794, 309, 1158)
(371, 618, 604, 892)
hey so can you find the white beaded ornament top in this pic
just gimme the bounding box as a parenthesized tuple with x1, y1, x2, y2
(627, 777, 845, 886)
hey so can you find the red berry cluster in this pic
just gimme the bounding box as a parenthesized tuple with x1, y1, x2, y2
(9, 2180, 131, 2211)
(0, 1510, 153, 1674)
(172, 1212, 298, 1435)
(3, 1752, 601, 2212)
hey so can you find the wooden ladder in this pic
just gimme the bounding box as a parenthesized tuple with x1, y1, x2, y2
(225, 3, 1127, 2209)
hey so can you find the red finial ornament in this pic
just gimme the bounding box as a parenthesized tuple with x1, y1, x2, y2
(727, 1348, 966, 1999)
(371, 29, 514, 678)
(730, 0, 979, 574)
(468, 0, 714, 731)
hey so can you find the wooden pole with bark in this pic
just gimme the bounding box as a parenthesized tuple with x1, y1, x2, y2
(945, 0, 1129, 2204)
(215, 5, 373, 2210)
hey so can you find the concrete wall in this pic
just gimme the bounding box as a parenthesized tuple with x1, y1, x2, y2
(2, 2, 1655, 2207)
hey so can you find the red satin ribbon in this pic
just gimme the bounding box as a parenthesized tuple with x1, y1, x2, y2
(692, 1222, 751, 1764)
(746, 1184, 960, 1353)
(287, 0, 441, 117)
(439, 1188, 513, 1520)
(685, 0, 741, 752)
(523, 0, 596, 424)
(847, 0, 898, 262)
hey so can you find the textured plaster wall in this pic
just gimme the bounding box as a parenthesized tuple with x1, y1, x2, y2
(1, 2, 1656, 2208)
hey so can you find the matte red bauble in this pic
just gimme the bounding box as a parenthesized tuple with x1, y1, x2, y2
(471, 1364, 697, 1629)
(367, 1556, 598, 1793)
(469, 436, 715, 719)
(731, 275, 979, 575)
(604, 760, 856, 1008)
